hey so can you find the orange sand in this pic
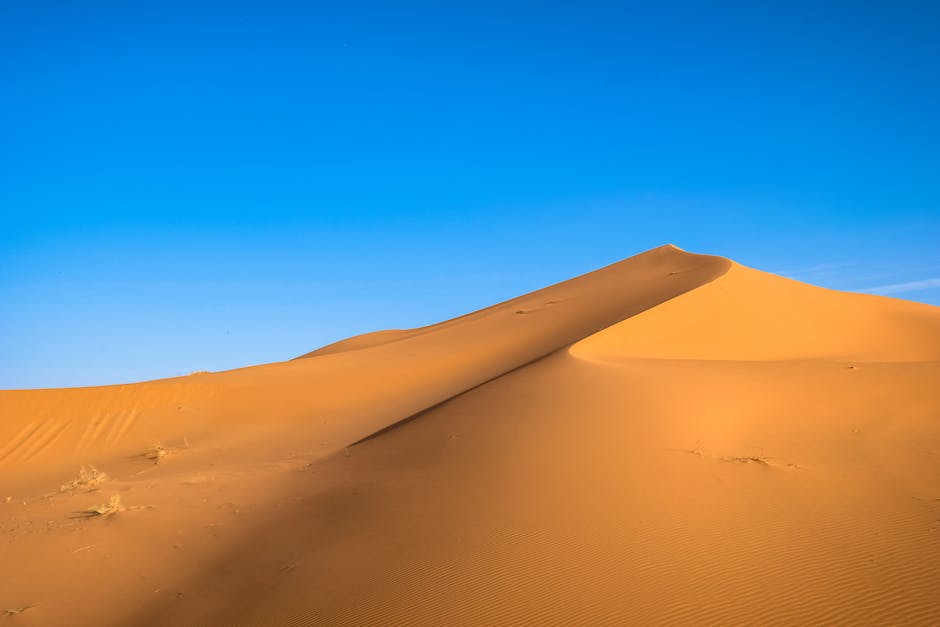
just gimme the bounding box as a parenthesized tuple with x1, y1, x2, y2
(1, 245, 938, 625)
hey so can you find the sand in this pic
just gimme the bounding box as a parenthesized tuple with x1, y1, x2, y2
(1, 244, 938, 625)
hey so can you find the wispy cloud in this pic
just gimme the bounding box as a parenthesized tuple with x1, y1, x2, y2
(773, 261, 859, 280)
(856, 278, 940, 296)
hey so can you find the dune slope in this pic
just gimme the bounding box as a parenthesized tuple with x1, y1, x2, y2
(1, 245, 939, 626)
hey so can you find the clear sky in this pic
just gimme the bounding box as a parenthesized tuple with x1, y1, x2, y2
(2, 1, 939, 389)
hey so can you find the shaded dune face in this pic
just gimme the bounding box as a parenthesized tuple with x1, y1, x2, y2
(2, 245, 939, 626)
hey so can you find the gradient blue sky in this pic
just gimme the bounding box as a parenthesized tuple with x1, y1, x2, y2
(2, 1, 939, 389)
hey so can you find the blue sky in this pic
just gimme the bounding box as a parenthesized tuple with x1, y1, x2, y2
(2, 1, 939, 388)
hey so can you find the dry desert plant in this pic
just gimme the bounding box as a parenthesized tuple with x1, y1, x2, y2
(3, 605, 35, 616)
(59, 466, 108, 492)
(80, 494, 125, 518)
(721, 455, 770, 465)
(144, 438, 190, 465)
(145, 444, 169, 463)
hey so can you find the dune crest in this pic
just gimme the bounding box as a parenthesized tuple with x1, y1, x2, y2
(2, 245, 939, 626)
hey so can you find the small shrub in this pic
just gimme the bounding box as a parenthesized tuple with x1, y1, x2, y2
(60, 466, 108, 492)
(81, 494, 125, 517)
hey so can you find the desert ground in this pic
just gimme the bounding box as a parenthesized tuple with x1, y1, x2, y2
(1, 244, 939, 625)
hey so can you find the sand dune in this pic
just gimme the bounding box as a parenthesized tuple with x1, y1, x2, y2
(1, 245, 939, 625)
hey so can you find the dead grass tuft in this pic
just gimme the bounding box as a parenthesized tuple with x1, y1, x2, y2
(721, 455, 770, 465)
(3, 605, 35, 616)
(79, 494, 125, 518)
(145, 444, 169, 463)
(60, 466, 108, 492)
(144, 438, 190, 465)
(676, 442, 774, 467)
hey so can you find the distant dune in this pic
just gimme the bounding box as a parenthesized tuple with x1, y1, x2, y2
(2, 245, 938, 625)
